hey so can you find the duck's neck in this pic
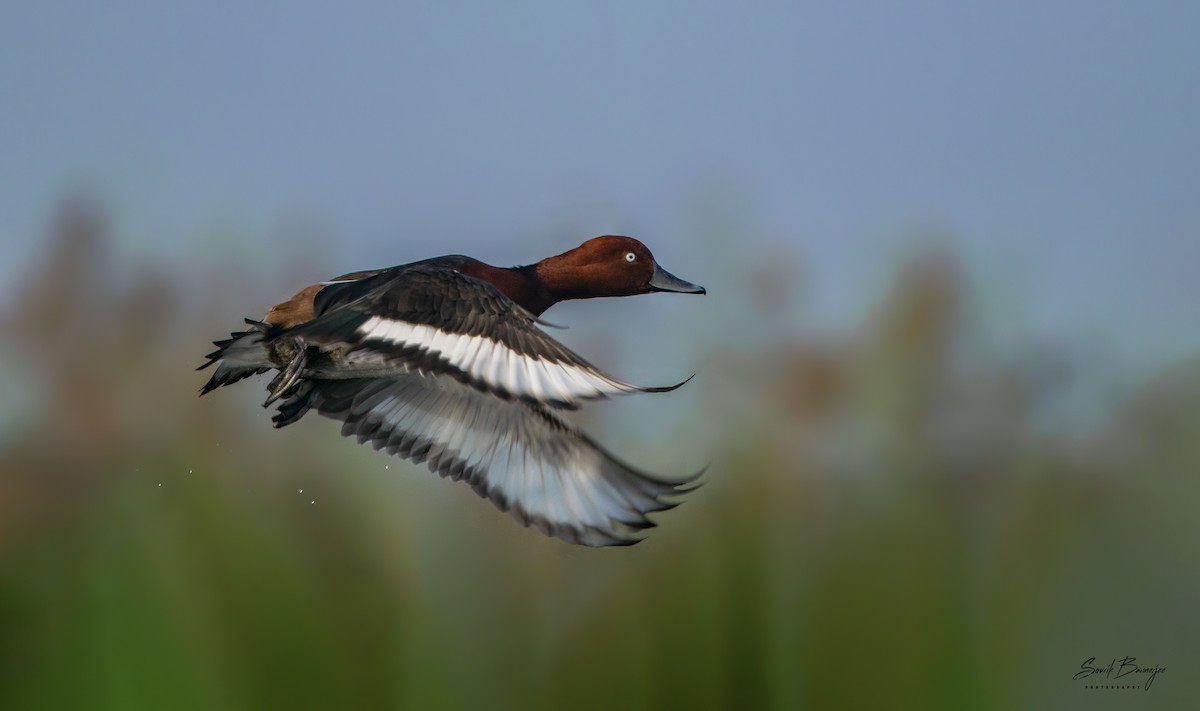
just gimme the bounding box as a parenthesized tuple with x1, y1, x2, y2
(507, 264, 558, 316)
(450, 259, 554, 316)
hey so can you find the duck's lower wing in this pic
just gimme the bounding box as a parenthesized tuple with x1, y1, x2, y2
(278, 373, 700, 546)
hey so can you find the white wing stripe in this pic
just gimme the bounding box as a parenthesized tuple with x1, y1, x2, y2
(547, 360, 578, 404)
(459, 335, 486, 376)
(356, 316, 647, 405)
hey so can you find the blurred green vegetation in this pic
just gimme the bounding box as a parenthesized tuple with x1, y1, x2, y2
(1, 202, 1197, 710)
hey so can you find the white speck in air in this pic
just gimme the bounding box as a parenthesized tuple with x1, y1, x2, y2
(298, 489, 304, 493)
(385, 464, 389, 469)
(310, 500, 315, 504)
(157, 483, 162, 487)
(188, 469, 193, 474)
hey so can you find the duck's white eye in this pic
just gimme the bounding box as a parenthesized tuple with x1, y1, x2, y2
(625, 252, 637, 262)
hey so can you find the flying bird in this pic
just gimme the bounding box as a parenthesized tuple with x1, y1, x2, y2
(199, 235, 706, 546)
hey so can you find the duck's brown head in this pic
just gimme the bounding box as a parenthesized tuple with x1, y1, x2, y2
(535, 235, 706, 302)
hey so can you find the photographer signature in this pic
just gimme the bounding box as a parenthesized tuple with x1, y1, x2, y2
(1073, 657, 1165, 690)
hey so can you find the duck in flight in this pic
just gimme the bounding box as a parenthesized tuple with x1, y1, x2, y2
(199, 235, 706, 546)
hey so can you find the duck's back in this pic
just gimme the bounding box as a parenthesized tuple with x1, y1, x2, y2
(264, 255, 485, 329)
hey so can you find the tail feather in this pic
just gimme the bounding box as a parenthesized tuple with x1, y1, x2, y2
(198, 319, 275, 395)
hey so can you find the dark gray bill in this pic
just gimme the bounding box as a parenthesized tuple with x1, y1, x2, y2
(648, 263, 706, 294)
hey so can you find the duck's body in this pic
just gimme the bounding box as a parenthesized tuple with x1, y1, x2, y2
(200, 235, 705, 546)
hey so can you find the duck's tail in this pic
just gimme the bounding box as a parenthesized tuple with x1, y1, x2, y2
(197, 319, 275, 395)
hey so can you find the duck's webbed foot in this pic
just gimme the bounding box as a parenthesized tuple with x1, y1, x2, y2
(264, 344, 308, 407)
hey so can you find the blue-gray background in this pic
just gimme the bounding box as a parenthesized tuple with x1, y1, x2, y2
(1, 3, 1197, 709)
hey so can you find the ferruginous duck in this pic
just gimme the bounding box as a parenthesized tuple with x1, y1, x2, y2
(199, 235, 706, 546)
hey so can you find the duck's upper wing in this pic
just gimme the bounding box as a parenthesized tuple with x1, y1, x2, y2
(288, 265, 688, 409)
(277, 374, 700, 546)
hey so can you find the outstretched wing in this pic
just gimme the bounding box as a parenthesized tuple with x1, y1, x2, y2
(288, 266, 688, 409)
(281, 374, 700, 546)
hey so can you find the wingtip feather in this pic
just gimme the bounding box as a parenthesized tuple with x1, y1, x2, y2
(640, 373, 696, 394)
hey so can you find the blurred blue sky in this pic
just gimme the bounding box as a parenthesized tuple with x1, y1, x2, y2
(2, 2, 1198, 368)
